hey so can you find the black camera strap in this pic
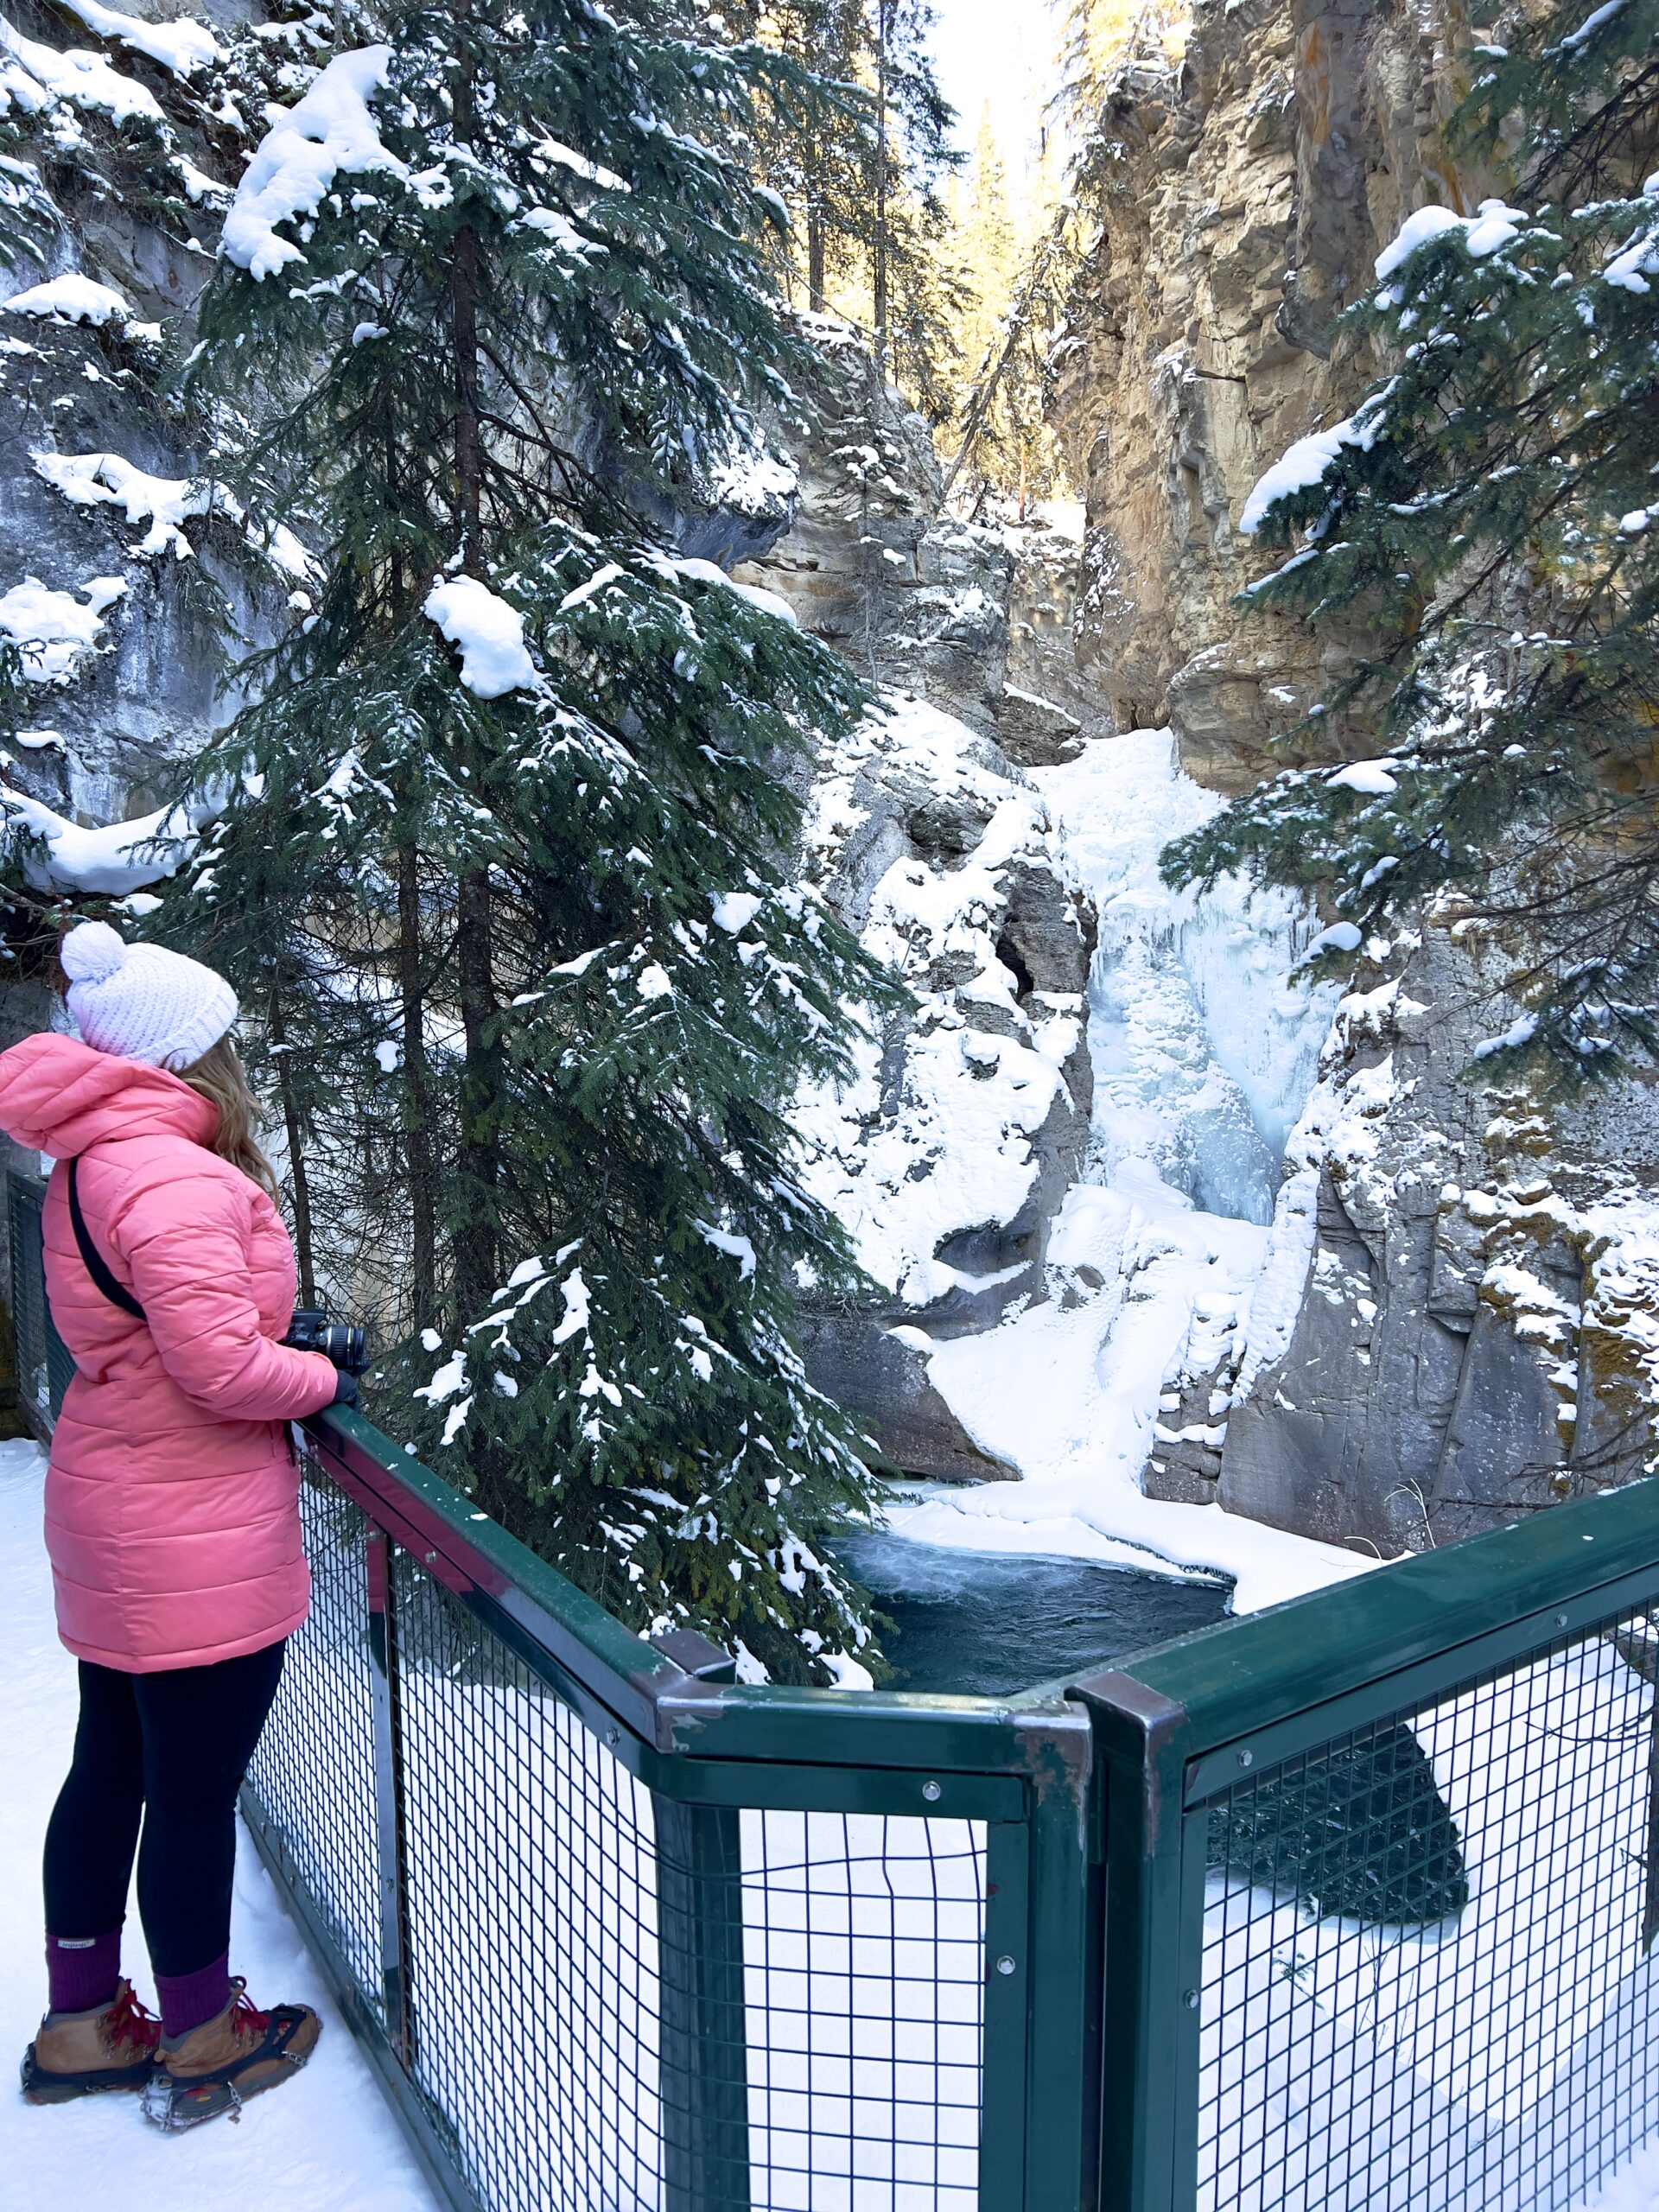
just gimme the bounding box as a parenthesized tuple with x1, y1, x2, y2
(67, 1157, 148, 1324)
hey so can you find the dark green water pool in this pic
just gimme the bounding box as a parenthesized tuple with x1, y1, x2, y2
(832, 1530, 1231, 1697)
(834, 1530, 1468, 1926)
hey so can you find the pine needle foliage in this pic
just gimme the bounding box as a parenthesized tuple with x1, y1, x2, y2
(1163, 0, 1659, 1078)
(719, 0, 963, 415)
(163, 0, 908, 1681)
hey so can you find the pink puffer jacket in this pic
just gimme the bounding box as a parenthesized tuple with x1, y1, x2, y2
(0, 1032, 339, 1672)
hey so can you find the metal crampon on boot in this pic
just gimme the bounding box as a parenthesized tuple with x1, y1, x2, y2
(142, 1976, 320, 2132)
(21, 1979, 162, 2103)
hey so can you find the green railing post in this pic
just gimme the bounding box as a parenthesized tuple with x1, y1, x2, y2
(1075, 1670, 1203, 2212)
(366, 1526, 416, 2066)
(980, 1820, 1033, 2209)
(982, 1711, 1099, 2212)
(653, 1795, 752, 2212)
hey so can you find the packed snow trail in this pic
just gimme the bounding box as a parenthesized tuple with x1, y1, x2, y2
(884, 728, 1370, 1610)
(0, 1440, 435, 2211)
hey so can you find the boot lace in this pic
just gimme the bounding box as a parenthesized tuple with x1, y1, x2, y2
(226, 1977, 271, 2044)
(106, 1982, 161, 2056)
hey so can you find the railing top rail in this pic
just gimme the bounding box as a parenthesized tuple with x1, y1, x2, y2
(304, 1408, 1090, 1787)
(1077, 1471, 1659, 1780)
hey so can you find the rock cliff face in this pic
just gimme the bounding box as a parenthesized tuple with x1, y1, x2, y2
(0, 6, 236, 838)
(727, 340, 1107, 1481)
(1052, 0, 1492, 791)
(1049, 0, 1659, 1554)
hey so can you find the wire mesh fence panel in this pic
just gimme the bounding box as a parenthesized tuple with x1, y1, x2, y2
(7, 1175, 72, 1421)
(391, 1554, 668, 2212)
(386, 1558, 991, 2212)
(740, 1810, 985, 2212)
(245, 1465, 384, 2006)
(1195, 1601, 1659, 2212)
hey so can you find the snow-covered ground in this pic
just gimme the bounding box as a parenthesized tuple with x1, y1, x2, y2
(1199, 1638, 1659, 2211)
(0, 1439, 435, 2210)
(858, 725, 1371, 1612)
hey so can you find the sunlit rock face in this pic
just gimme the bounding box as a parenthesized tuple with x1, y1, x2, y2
(1050, 0, 1498, 792)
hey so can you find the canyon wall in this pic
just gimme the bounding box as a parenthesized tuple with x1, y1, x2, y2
(5, 0, 1656, 1554)
(1053, 0, 1659, 1554)
(1052, 0, 1490, 791)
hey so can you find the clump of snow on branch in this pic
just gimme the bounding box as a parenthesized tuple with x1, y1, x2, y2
(222, 46, 403, 281)
(1372, 199, 1529, 283)
(1237, 385, 1396, 536)
(669, 556, 798, 628)
(1326, 758, 1400, 797)
(423, 575, 538, 697)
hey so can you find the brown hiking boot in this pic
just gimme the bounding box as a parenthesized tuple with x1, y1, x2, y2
(142, 1977, 321, 2132)
(21, 1978, 162, 2102)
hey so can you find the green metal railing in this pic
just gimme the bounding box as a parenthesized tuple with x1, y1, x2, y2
(252, 1408, 1098, 2212)
(1079, 1482, 1659, 2212)
(257, 1410, 1659, 2212)
(8, 1175, 1659, 2212)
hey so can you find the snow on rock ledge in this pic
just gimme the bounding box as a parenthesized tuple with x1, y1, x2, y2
(793, 691, 1096, 1482)
(3, 272, 130, 325)
(797, 691, 1093, 1327)
(0, 573, 124, 683)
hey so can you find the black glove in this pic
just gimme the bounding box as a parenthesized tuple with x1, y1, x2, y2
(330, 1366, 361, 1410)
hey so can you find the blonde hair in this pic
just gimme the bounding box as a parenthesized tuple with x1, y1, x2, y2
(176, 1036, 282, 1201)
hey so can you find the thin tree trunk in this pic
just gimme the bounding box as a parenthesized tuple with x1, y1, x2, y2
(453, 223, 483, 554)
(449, 47, 499, 1319)
(397, 844, 438, 1329)
(873, 0, 889, 375)
(386, 438, 439, 1331)
(808, 201, 826, 314)
(454, 867, 499, 1316)
(268, 995, 316, 1306)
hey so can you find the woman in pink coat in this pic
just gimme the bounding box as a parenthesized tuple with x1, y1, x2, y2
(0, 923, 353, 2129)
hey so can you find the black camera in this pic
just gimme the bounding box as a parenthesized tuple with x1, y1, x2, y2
(284, 1306, 370, 1374)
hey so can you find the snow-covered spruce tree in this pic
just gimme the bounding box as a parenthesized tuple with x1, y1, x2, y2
(1164, 0, 1659, 1076)
(166, 10, 907, 1681)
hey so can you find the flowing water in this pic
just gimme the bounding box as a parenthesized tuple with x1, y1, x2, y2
(835, 1529, 1230, 1697)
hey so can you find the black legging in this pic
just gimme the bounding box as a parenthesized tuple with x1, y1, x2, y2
(43, 1641, 285, 1976)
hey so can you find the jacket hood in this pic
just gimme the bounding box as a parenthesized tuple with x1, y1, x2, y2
(0, 1031, 218, 1157)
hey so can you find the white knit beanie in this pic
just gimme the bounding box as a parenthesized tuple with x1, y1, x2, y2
(60, 921, 238, 1073)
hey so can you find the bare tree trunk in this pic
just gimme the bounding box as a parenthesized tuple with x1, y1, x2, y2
(397, 845, 438, 1328)
(873, 0, 888, 375)
(449, 48, 498, 1319)
(268, 995, 316, 1306)
(453, 224, 483, 559)
(808, 200, 826, 314)
(454, 868, 499, 1316)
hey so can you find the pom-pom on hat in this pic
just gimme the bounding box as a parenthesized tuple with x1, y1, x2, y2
(60, 921, 238, 1073)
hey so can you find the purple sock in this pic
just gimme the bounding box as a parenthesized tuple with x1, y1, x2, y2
(46, 1929, 121, 2017)
(156, 1952, 232, 2041)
